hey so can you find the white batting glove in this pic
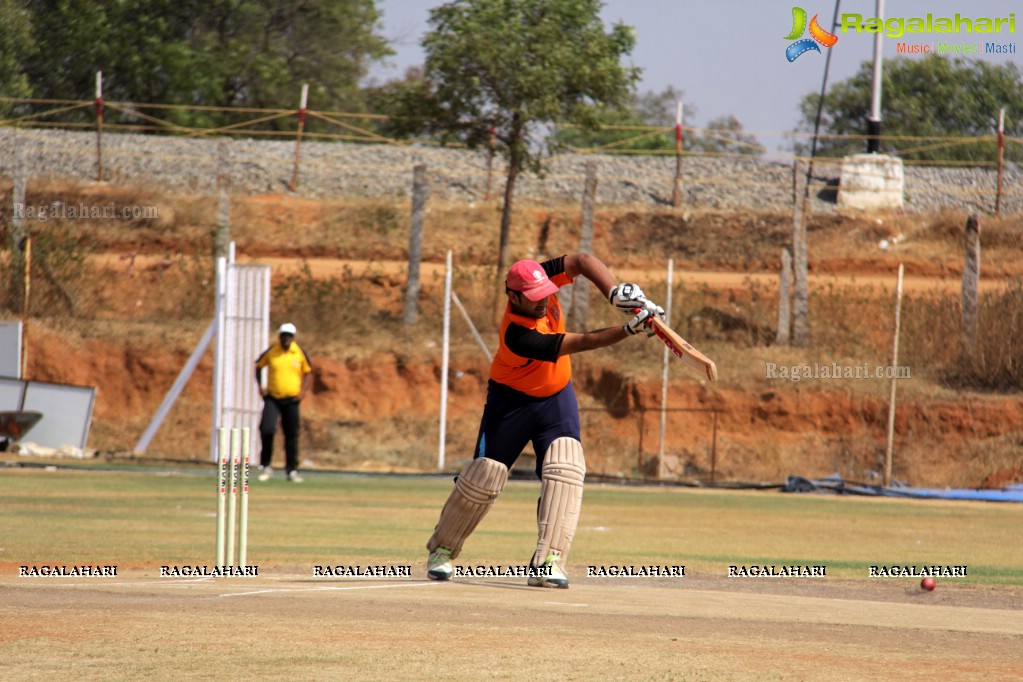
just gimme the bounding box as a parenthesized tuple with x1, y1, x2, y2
(609, 283, 649, 314)
(644, 301, 666, 322)
(624, 307, 657, 336)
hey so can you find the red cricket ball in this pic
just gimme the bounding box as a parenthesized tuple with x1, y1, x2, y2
(921, 577, 936, 591)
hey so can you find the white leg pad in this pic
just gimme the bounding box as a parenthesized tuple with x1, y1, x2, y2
(427, 457, 509, 559)
(531, 437, 586, 568)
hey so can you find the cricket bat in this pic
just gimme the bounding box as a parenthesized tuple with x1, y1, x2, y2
(649, 317, 719, 382)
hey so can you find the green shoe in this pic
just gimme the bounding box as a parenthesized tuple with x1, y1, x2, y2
(528, 555, 569, 589)
(427, 547, 453, 580)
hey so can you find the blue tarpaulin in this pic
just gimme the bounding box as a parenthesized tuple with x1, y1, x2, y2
(783, 474, 1023, 503)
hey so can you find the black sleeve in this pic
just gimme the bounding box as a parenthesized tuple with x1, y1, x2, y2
(504, 323, 564, 362)
(541, 255, 566, 280)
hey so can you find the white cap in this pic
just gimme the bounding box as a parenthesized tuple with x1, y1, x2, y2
(278, 323, 297, 336)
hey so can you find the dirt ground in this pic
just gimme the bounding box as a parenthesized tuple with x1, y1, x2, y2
(4, 572, 1022, 680)
(3, 459, 1022, 680)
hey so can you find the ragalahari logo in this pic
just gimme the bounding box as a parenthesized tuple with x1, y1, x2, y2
(785, 7, 839, 61)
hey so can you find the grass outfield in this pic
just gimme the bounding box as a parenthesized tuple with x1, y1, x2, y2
(3, 465, 1022, 584)
(5, 465, 1023, 680)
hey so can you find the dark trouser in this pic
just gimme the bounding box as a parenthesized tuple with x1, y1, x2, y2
(260, 396, 300, 473)
(472, 380, 581, 478)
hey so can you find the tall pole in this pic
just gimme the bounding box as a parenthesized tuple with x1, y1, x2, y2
(671, 102, 684, 208)
(289, 84, 309, 192)
(438, 250, 452, 471)
(776, 248, 792, 345)
(657, 258, 674, 478)
(884, 263, 904, 487)
(95, 71, 104, 181)
(404, 164, 428, 325)
(960, 215, 981, 362)
(21, 237, 31, 378)
(11, 148, 26, 315)
(11, 147, 27, 373)
(792, 162, 809, 347)
(995, 108, 1005, 216)
(212, 256, 227, 461)
(571, 160, 598, 331)
(866, 0, 885, 153)
(807, 1, 842, 185)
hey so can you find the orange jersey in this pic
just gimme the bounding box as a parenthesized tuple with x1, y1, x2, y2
(490, 269, 575, 397)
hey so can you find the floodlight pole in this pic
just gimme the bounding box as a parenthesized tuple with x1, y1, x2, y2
(866, 0, 885, 153)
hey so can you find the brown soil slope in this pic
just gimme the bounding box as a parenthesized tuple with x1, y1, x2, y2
(5, 184, 1022, 488)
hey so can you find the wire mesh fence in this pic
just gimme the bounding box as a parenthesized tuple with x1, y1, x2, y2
(1, 95, 1021, 213)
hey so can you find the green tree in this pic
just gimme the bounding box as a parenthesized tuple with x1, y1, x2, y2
(22, 1, 206, 105)
(12, 1, 390, 128)
(798, 56, 1023, 162)
(0, 0, 36, 115)
(196, 0, 391, 114)
(386, 0, 639, 273)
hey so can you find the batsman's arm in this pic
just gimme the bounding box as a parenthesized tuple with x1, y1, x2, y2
(558, 308, 656, 356)
(563, 253, 616, 299)
(558, 325, 629, 356)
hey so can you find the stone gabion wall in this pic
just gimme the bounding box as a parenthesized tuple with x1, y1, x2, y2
(1, 127, 1019, 215)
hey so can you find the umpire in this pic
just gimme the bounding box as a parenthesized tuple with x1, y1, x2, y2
(256, 322, 312, 483)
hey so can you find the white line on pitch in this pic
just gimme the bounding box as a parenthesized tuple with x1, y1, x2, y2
(545, 602, 589, 607)
(219, 581, 441, 598)
(116, 579, 217, 587)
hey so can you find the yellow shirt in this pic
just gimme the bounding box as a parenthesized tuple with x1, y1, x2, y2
(256, 342, 312, 399)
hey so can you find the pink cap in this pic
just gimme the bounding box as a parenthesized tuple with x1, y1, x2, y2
(506, 260, 559, 301)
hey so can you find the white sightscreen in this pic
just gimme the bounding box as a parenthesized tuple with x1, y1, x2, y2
(0, 378, 26, 409)
(212, 262, 270, 460)
(0, 322, 22, 378)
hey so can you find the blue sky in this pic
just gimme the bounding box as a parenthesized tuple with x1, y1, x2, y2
(367, 0, 1019, 153)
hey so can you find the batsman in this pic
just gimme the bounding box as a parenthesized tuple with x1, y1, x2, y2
(426, 253, 663, 588)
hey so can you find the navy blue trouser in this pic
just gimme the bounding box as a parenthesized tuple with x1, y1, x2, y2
(260, 396, 300, 473)
(473, 380, 581, 478)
